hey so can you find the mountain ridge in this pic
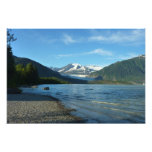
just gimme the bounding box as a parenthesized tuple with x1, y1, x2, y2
(50, 63, 102, 77)
(89, 55, 145, 83)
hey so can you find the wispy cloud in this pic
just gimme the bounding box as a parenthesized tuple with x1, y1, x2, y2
(62, 34, 77, 44)
(87, 49, 112, 56)
(57, 48, 112, 58)
(88, 29, 145, 45)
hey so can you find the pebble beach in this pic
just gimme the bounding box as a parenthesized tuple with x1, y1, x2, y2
(7, 93, 83, 123)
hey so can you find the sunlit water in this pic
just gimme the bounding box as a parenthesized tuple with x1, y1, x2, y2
(20, 84, 145, 123)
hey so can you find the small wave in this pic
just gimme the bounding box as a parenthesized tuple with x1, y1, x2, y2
(85, 89, 94, 90)
(102, 106, 143, 115)
(92, 101, 121, 106)
(103, 92, 111, 94)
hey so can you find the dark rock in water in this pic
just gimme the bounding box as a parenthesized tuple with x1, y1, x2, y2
(7, 88, 22, 94)
(43, 87, 50, 90)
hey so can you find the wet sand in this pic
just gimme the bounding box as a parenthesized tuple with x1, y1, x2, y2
(7, 93, 84, 123)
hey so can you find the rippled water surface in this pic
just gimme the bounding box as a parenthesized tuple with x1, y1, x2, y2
(21, 84, 145, 123)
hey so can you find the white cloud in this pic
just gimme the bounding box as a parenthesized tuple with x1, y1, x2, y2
(88, 29, 145, 45)
(62, 34, 76, 44)
(87, 49, 112, 56)
(89, 36, 106, 41)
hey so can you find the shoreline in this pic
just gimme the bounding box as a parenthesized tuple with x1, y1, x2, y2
(7, 92, 85, 123)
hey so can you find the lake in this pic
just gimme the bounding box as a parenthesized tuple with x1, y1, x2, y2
(21, 84, 145, 123)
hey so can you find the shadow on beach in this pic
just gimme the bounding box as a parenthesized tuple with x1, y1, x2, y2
(7, 93, 59, 102)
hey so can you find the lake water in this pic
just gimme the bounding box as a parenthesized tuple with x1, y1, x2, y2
(21, 84, 145, 123)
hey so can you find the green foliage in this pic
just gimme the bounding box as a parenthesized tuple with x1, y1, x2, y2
(40, 77, 87, 84)
(39, 77, 68, 84)
(90, 56, 145, 84)
(15, 63, 39, 85)
(16, 64, 24, 71)
(15, 64, 26, 84)
(39, 76, 87, 84)
(25, 63, 39, 84)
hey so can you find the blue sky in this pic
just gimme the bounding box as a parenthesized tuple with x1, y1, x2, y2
(10, 29, 145, 68)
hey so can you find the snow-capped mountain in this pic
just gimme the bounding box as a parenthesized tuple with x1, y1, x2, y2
(50, 63, 102, 77)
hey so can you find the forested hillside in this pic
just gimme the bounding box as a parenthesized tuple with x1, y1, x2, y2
(90, 55, 145, 83)
(14, 56, 61, 78)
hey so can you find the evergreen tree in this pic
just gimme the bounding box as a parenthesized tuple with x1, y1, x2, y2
(7, 30, 17, 87)
(25, 63, 39, 84)
(16, 64, 26, 84)
(16, 64, 24, 72)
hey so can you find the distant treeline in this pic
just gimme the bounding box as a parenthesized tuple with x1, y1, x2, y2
(88, 80, 134, 85)
(16, 63, 69, 85)
(39, 77, 68, 84)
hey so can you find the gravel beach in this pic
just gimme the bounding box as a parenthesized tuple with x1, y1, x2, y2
(7, 93, 83, 123)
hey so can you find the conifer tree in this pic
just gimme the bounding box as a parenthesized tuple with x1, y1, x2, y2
(16, 64, 26, 84)
(25, 63, 39, 84)
(7, 30, 17, 87)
